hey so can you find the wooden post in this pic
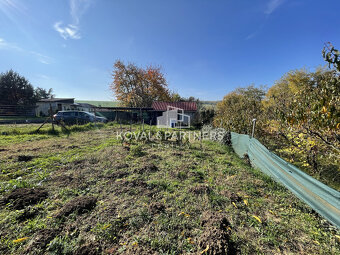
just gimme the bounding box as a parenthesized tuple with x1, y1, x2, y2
(54, 118, 69, 132)
(94, 108, 97, 127)
(49, 103, 54, 131)
(36, 117, 51, 133)
(200, 128, 203, 151)
(139, 108, 142, 123)
(149, 120, 152, 136)
(130, 117, 132, 132)
(139, 108, 142, 129)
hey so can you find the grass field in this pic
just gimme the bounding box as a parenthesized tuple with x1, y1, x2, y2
(75, 100, 120, 107)
(0, 123, 339, 254)
(0, 117, 45, 121)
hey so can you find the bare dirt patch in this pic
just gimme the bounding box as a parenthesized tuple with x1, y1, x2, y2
(148, 154, 160, 160)
(0, 188, 48, 210)
(55, 196, 97, 218)
(197, 211, 236, 255)
(106, 170, 129, 179)
(50, 175, 74, 187)
(116, 178, 148, 190)
(121, 245, 156, 255)
(17, 155, 34, 162)
(190, 184, 212, 195)
(116, 163, 129, 169)
(24, 228, 59, 252)
(137, 163, 159, 174)
(114, 178, 157, 197)
(74, 242, 101, 255)
(149, 202, 165, 214)
(16, 207, 39, 222)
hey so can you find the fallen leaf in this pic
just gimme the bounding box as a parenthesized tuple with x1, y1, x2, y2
(201, 244, 209, 254)
(252, 215, 262, 223)
(13, 237, 28, 243)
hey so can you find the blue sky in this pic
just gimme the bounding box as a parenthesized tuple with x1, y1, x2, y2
(0, 0, 339, 101)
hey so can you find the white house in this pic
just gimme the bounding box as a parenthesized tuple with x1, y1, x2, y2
(36, 98, 75, 116)
(156, 106, 191, 128)
(152, 101, 197, 128)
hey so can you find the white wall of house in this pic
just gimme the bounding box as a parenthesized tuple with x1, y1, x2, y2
(36, 102, 74, 116)
(157, 109, 194, 128)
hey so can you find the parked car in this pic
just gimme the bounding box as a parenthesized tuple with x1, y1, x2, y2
(53, 111, 108, 124)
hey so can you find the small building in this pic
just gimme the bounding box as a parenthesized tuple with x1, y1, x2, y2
(152, 101, 197, 128)
(36, 98, 75, 116)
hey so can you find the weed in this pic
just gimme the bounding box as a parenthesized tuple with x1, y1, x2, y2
(130, 144, 146, 157)
(47, 235, 77, 254)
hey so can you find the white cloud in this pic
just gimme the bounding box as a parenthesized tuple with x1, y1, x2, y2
(70, 0, 92, 24)
(0, 37, 52, 64)
(53, 0, 92, 40)
(36, 74, 51, 80)
(264, 0, 285, 15)
(30, 51, 53, 64)
(0, 0, 28, 23)
(0, 37, 22, 51)
(245, 23, 265, 41)
(246, 32, 257, 40)
(54, 22, 81, 40)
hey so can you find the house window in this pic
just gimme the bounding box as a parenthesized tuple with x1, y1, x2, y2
(57, 103, 62, 111)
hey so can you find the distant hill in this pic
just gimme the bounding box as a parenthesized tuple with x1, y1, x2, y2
(75, 100, 119, 107)
(201, 100, 219, 109)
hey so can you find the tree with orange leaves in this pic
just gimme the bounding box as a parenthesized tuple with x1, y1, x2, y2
(110, 60, 172, 107)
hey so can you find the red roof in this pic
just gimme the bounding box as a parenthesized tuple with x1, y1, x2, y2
(152, 101, 197, 111)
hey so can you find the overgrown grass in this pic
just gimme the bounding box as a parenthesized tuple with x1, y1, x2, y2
(0, 124, 339, 254)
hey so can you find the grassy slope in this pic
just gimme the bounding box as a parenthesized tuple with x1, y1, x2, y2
(0, 124, 339, 254)
(75, 100, 120, 107)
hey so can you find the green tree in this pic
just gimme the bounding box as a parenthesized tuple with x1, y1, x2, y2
(322, 42, 340, 72)
(264, 68, 339, 149)
(0, 70, 35, 105)
(192, 107, 215, 128)
(34, 87, 54, 101)
(169, 92, 183, 102)
(214, 85, 266, 134)
(262, 67, 339, 183)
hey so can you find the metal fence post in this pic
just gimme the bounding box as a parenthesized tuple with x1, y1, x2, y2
(251, 118, 256, 138)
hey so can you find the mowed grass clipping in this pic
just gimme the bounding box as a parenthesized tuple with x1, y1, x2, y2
(0, 123, 339, 254)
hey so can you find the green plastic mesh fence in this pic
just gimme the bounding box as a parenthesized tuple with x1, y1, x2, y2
(231, 132, 340, 229)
